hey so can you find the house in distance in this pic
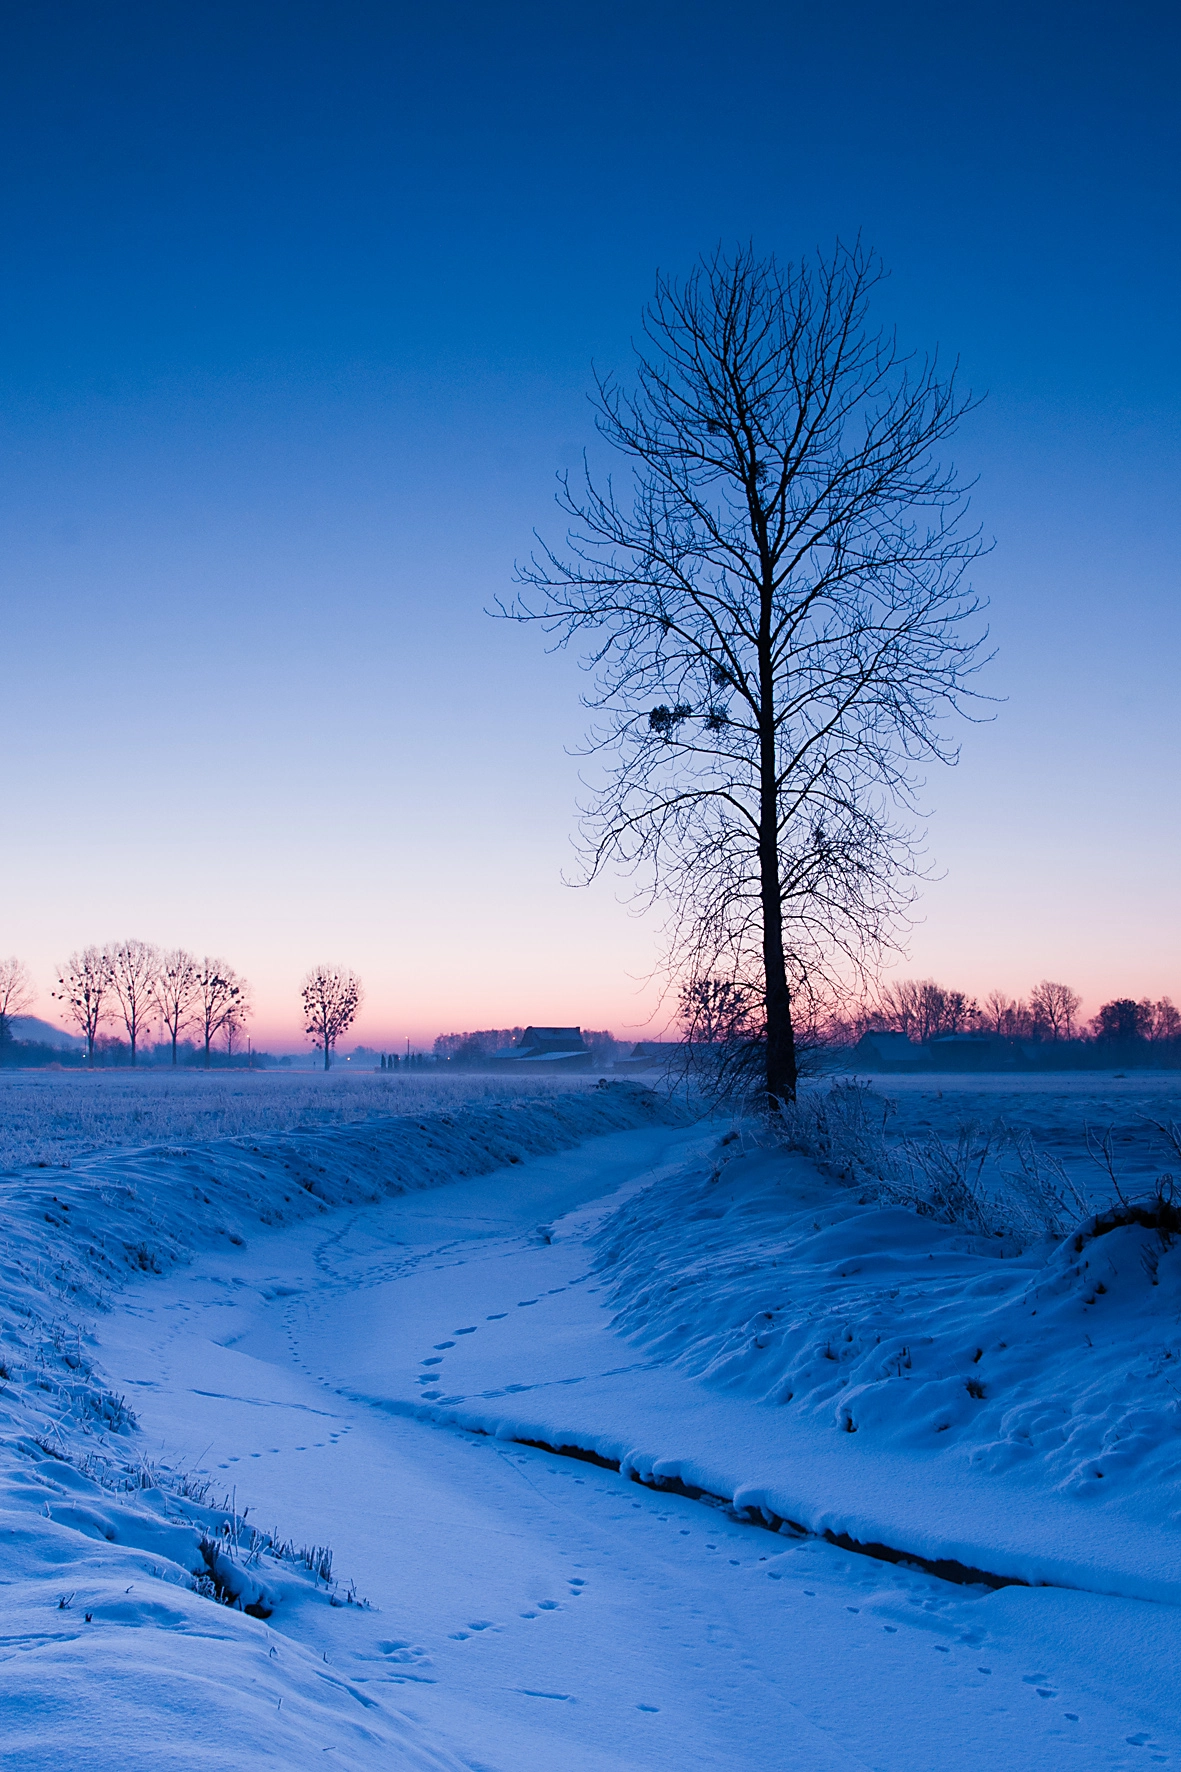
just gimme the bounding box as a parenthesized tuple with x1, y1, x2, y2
(490, 1027, 593, 1072)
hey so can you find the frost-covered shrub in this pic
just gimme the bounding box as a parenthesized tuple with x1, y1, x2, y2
(778, 1082, 1089, 1242)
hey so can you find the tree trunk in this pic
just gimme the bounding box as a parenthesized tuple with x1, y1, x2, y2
(171, 1030, 178, 1066)
(760, 838, 797, 1107)
(758, 580, 797, 1110)
(204, 1033, 211, 1070)
(323, 1037, 331, 1072)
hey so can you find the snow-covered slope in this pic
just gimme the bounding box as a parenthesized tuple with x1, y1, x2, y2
(0, 1085, 682, 1771)
(593, 1139, 1181, 1515)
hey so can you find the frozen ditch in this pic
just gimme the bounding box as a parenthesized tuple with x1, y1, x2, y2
(4, 1077, 1181, 1767)
(0, 1084, 685, 1772)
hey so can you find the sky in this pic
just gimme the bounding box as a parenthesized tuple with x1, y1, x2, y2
(2, 0, 1178, 1052)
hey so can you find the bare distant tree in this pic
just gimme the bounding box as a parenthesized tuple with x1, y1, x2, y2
(1029, 979, 1081, 1040)
(194, 959, 248, 1069)
(222, 998, 250, 1058)
(155, 948, 201, 1065)
(0, 956, 35, 1049)
(874, 978, 977, 1043)
(108, 939, 160, 1066)
(981, 988, 1012, 1036)
(301, 965, 364, 1070)
(509, 241, 987, 1107)
(53, 946, 112, 1067)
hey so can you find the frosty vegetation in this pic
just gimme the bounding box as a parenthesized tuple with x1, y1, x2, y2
(0, 1070, 604, 1171)
(776, 1081, 1091, 1242)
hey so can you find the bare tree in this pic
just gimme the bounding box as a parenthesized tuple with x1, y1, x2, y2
(0, 957, 35, 1050)
(223, 999, 249, 1058)
(510, 242, 986, 1107)
(53, 946, 112, 1067)
(108, 938, 159, 1066)
(1029, 979, 1081, 1040)
(301, 965, 363, 1070)
(874, 978, 977, 1043)
(981, 988, 1012, 1036)
(155, 948, 201, 1065)
(194, 958, 248, 1069)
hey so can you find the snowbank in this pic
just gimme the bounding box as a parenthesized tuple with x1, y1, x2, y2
(592, 1138, 1181, 1515)
(0, 1455, 466, 1770)
(0, 1083, 681, 1769)
(0, 1068, 618, 1169)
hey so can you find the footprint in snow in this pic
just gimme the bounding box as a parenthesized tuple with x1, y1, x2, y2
(487, 1312, 507, 1320)
(421, 1357, 443, 1366)
(434, 1341, 455, 1350)
(453, 1327, 477, 1335)
(637, 1704, 659, 1713)
(536, 1600, 560, 1611)
(517, 1299, 538, 1307)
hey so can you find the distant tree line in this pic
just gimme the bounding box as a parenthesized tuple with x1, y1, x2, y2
(674, 969, 1181, 1084)
(432, 1028, 624, 1066)
(827, 978, 1180, 1052)
(0, 947, 366, 1070)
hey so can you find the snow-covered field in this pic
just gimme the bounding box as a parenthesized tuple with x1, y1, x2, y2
(841, 1068, 1181, 1213)
(2, 1072, 1180, 1768)
(0, 1069, 601, 1169)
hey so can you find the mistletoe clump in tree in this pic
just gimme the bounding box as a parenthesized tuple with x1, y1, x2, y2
(510, 241, 988, 1109)
(301, 965, 364, 1070)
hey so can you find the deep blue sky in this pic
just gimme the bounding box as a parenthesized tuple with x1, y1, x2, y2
(3, 1, 1178, 1043)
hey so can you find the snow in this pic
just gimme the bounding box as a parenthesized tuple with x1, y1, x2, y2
(0, 1067, 613, 1169)
(839, 1067, 1181, 1212)
(2, 1073, 1180, 1766)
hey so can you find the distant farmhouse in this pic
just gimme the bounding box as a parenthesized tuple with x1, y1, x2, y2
(852, 1028, 1034, 1071)
(614, 1041, 683, 1073)
(490, 1027, 592, 1072)
(850, 1030, 927, 1070)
